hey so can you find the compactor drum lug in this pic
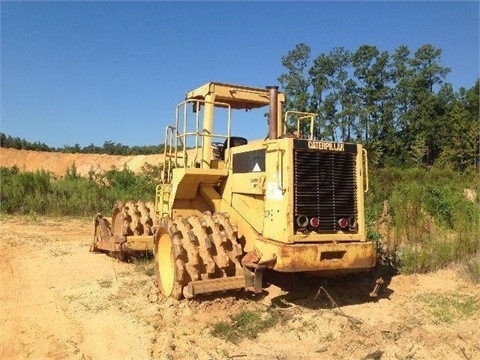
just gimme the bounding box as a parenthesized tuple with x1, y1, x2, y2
(154, 212, 246, 300)
(91, 201, 155, 260)
(91, 213, 111, 253)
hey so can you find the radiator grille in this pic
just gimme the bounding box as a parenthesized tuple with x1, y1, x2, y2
(293, 150, 358, 233)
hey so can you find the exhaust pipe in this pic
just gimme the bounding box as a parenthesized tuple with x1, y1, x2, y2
(266, 86, 279, 140)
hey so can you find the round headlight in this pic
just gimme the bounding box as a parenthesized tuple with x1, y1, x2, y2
(296, 215, 309, 228)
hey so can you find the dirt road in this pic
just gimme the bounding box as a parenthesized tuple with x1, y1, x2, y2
(1, 215, 479, 360)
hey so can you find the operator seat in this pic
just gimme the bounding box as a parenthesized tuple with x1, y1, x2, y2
(220, 136, 248, 160)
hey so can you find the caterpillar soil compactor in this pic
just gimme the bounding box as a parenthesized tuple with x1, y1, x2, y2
(92, 82, 377, 299)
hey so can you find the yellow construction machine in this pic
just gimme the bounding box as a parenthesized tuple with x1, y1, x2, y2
(92, 82, 377, 299)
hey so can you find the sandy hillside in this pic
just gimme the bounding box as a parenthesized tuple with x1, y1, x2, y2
(1, 215, 479, 360)
(0, 147, 165, 177)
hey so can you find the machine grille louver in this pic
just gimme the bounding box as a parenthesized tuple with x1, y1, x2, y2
(293, 150, 358, 233)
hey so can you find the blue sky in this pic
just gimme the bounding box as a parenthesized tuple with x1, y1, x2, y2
(1, 1, 479, 148)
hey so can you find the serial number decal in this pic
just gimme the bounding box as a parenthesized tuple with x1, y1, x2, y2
(308, 141, 345, 151)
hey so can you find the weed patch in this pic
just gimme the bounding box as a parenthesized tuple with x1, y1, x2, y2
(130, 253, 155, 276)
(367, 167, 480, 274)
(0, 165, 158, 216)
(49, 247, 72, 257)
(464, 256, 480, 284)
(211, 308, 279, 344)
(419, 292, 480, 324)
(97, 278, 113, 288)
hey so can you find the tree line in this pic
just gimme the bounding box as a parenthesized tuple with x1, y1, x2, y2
(278, 43, 479, 170)
(0, 134, 165, 156)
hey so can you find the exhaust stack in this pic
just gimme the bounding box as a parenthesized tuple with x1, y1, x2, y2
(266, 86, 279, 140)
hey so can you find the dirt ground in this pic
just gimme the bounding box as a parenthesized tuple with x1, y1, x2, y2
(0, 215, 479, 360)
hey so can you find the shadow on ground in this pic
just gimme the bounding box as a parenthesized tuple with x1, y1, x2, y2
(262, 265, 396, 310)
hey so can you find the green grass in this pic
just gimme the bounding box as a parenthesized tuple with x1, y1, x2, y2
(0, 165, 157, 216)
(418, 292, 480, 324)
(211, 308, 279, 344)
(367, 167, 480, 274)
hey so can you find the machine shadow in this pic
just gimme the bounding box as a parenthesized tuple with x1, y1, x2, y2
(181, 265, 396, 307)
(261, 267, 395, 310)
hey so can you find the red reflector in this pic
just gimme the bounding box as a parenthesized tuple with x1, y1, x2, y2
(310, 217, 320, 228)
(338, 218, 348, 228)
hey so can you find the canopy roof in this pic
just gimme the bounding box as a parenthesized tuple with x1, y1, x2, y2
(185, 82, 285, 110)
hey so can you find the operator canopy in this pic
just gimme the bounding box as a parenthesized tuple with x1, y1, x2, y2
(185, 82, 285, 110)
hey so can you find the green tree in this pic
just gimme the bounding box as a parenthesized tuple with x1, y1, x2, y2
(408, 45, 451, 165)
(326, 47, 355, 141)
(278, 43, 312, 133)
(277, 42, 475, 170)
(309, 52, 334, 139)
(437, 80, 480, 170)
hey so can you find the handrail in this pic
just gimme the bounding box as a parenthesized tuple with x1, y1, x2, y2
(163, 99, 232, 171)
(162, 126, 175, 184)
(362, 148, 369, 193)
(284, 110, 317, 139)
(276, 142, 286, 193)
(296, 115, 315, 140)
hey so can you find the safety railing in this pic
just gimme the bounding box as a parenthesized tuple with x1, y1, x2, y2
(283, 111, 317, 139)
(160, 99, 232, 184)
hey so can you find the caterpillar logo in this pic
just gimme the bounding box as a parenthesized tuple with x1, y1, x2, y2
(308, 141, 345, 151)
